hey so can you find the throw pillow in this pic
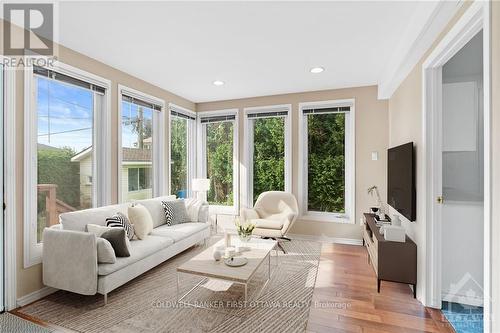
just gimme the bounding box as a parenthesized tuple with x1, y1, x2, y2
(96, 238, 116, 264)
(101, 228, 130, 257)
(106, 212, 134, 240)
(86, 224, 112, 237)
(185, 198, 203, 222)
(128, 203, 153, 240)
(161, 200, 190, 226)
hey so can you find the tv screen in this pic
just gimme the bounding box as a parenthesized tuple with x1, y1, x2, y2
(387, 142, 416, 221)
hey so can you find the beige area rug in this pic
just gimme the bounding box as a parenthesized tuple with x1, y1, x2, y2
(18, 238, 321, 333)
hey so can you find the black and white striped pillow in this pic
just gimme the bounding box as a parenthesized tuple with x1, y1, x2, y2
(106, 212, 134, 240)
(161, 200, 189, 226)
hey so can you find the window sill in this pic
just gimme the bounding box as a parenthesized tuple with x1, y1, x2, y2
(299, 212, 353, 224)
(24, 242, 43, 268)
(208, 205, 238, 216)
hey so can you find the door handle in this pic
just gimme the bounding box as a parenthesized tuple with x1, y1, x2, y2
(437, 196, 444, 204)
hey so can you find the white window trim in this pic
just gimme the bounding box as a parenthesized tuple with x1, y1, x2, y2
(24, 61, 112, 267)
(117, 85, 165, 203)
(197, 108, 239, 215)
(298, 99, 356, 224)
(242, 104, 292, 208)
(168, 103, 196, 198)
(2, 60, 17, 310)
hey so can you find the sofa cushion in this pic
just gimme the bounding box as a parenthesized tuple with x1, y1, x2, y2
(101, 229, 130, 257)
(86, 224, 112, 237)
(128, 204, 153, 240)
(134, 195, 176, 228)
(98, 235, 174, 276)
(60, 204, 127, 232)
(106, 212, 134, 240)
(150, 223, 209, 242)
(97, 238, 116, 264)
(253, 218, 283, 230)
(161, 200, 190, 226)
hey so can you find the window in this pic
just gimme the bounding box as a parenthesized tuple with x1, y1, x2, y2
(128, 167, 152, 192)
(25, 63, 110, 266)
(169, 104, 196, 199)
(118, 86, 164, 203)
(244, 105, 292, 206)
(198, 110, 239, 213)
(299, 100, 355, 223)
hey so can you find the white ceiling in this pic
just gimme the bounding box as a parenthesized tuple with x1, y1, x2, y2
(57, 1, 444, 103)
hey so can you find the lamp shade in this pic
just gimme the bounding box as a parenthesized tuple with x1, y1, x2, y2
(192, 178, 210, 192)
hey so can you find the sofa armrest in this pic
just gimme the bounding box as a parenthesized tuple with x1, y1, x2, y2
(198, 203, 209, 224)
(42, 228, 98, 295)
(240, 208, 260, 223)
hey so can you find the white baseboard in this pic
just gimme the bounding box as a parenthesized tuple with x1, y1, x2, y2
(17, 286, 58, 307)
(287, 233, 363, 246)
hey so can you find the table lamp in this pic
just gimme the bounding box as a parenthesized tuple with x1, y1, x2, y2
(192, 178, 210, 203)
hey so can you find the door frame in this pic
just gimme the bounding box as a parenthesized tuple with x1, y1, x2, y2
(422, 0, 491, 329)
(1, 59, 17, 311)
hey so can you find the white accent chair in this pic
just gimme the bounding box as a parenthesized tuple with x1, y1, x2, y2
(240, 191, 299, 252)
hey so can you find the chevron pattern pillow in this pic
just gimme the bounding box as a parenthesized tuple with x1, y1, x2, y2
(106, 212, 135, 240)
(161, 200, 189, 226)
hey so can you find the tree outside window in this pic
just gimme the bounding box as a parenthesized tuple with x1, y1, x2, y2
(206, 122, 234, 206)
(307, 113, 346, 213)
(252, 117, 285, 203)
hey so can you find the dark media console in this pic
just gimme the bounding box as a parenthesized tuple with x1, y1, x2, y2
(363, 213, 417, 298)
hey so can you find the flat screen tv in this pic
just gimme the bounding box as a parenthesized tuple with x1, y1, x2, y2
(387, 142, 416, 221)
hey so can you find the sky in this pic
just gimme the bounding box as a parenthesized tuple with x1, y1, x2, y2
(36, 77, 153, 154)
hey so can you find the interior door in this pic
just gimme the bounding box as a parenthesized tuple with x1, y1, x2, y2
(0, 63, 4, 312)
(440, 31, 484, 308)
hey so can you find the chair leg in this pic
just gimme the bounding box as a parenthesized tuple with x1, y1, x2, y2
(280, 236, 291, 242)
(276, 241, 286, 254)
(103, 293, 108, 305)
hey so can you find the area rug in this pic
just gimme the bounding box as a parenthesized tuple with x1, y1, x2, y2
(18, 238, 321, 333)
(0, 313, 53, 333)
(441, 301, 483, 333)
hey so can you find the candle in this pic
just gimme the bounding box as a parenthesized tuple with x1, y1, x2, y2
(225, 247, 235, 258)
(224, 232, 231, 247)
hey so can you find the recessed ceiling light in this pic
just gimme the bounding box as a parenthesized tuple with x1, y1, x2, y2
(213, 80, 225, 86)
(310, 67, 325, 74)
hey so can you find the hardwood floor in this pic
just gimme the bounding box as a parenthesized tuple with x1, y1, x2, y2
(10, 242, 456, 333)
(306, 243, 455, 333)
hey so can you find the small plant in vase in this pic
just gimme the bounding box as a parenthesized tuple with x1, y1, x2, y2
(367, 185, 385, 218)
(235, 218, 255, 242)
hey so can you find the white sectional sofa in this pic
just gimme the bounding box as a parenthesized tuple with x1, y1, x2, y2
(42, 195, 210, 304)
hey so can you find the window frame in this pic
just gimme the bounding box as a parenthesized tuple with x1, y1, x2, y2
(24, 62, 111, 267)
(117, 85, 165, 203)
(298, 99, 356, 224)
(197, 109, 239, 215)
(168, 103, 197, 198)
(243, 104, 292, 208)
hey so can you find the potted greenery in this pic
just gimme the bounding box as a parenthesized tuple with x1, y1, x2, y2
(367, 185, 383, 214)
(235, 219, 255, 242)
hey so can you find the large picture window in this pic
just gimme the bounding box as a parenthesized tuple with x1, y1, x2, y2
(25, 64, 110, 266)
(169, 105, 196, 199)
(198, 110, 239, 213)
(119, 86, 164, 203)
(244, 105, 291, 206)
(299, 100, 355, 223)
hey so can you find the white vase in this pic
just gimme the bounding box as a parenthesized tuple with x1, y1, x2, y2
(213, 250, 222, 261)
(392, 215, 401, 227)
